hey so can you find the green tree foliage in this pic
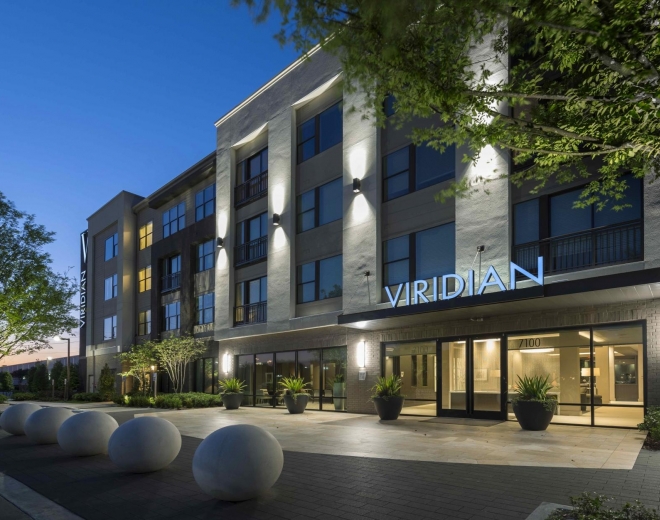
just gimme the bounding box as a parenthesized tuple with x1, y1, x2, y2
(0, 371, 13, 392)
(153, 336, 207, 393)
(98, 363, 116, 397)
(240, 0, 660, 208)
(0, 192, 77, 360)
(50, 361, 64, 390)
(28, 363, 49, 393)
(118, 342, 156, 395)
(57, 363, 79, 393)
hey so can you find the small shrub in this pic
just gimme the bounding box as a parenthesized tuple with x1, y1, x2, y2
(639, 406, 660, 447)
(155, 392, 221, 409)
(548, 492, 660, 519)
(371, 375, 403, 399)
(72, 392, 104, 402)
(0, 394, 7, 404)
(125, 394, 153, 407)
(11, 392, 37, 401)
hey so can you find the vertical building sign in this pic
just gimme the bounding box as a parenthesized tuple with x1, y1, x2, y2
(79, 230, 88, 356)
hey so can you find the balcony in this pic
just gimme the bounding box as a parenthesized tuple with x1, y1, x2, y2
(513, 220, 643, 276)
(234, 302, 267, 326)
(161, 272, 181, 292)
(234, 236, 268, 267)
(235, 171, 268, 207)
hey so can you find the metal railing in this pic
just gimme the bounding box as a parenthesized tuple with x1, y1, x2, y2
(161, 272, 181, 292)
(235, 171, 268, 207)
(513, 219, 643, 276)
(234, 236, 268, 267)
(234, 302, 267, 326)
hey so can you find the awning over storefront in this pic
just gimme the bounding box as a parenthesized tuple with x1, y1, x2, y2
(339, 268, 660, 331)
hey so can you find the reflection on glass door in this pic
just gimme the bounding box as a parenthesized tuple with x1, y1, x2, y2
(322, 347, 347, 411)
(297, 350, 321, 410)
(472, 339, 501, 412)
(440, 341, 466, 412)
(236, 354, 254, 406)
(275, 351, 295, 407)
(384, 341, 437, 416)
(255, 353, 274, 407)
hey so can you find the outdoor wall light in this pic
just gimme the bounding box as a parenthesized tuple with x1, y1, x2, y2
(222, 352, 229, 374)
(357, 341, 366, 368)
(217, 237, 224, 248)
(272, 213, 281, 226)
(352, 178, 361, 193)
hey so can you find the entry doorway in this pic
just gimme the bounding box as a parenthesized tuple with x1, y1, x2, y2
(438, 336, 507, 420)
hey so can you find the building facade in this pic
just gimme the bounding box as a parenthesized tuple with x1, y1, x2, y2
(83, 49, 660, 427)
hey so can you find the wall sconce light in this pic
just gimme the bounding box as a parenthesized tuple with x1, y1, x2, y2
(217, 237, 224, 248)
(222, 352, 229, 374)
(357, 341, 366, 368)
(272, 213, 280, 226)
(352, 178, 361, 193)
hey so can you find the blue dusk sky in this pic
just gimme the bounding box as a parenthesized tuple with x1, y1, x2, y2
(0, 1, 299, 364)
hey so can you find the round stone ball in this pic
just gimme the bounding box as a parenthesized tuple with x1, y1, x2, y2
(24, 407, 75, 444)
(0, 403, 42, 435)
(192, 424, 284, 501)
(108, 416, 181, 473)
(58, 411, 119, 456)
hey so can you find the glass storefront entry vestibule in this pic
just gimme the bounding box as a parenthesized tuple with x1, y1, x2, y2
(236, 347, 347, 411)
(383, 322, 645, 427)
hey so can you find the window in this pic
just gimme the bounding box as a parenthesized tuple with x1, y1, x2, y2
(162, 255, 181, 292)
(196, 293, 215, 325)
(297, 255, 343, 303)
(383, 144, 455, 201)
(197, 240, 215, 272)
(103, 315, 117, 340)
(139, 222, 153, 250)
(383, 223, 455, 287)
(383, 94, 396, 117)
(164, 302, 180, 331)
(162, 202, 185, 238)
(237, 148, 268, 185)
(138, 310, 151, 336)
(297, 101, 343, 163)
(235, 276, 267, 325)
(297, 178, 342, 233)
(104, 274, 118, 300)
(235, 213, 268, 266)
(138, 266, 151, 292)
(104, 233, 118, 261)
(513, 199, 539, 245)
(195, 184, 215, 222)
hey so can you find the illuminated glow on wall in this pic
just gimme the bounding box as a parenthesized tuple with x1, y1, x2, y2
(357, 341, 366, 368)
(349, 147, 367, 180)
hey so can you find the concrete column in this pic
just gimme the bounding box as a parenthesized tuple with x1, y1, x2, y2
(215, 133, 232, 331)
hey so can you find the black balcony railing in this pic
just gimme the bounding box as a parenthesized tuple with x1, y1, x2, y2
(234, 236, 268, 267)
(161, 272, 181, 292)
(235, 171, 268, 207)
(234, 302, 267, 326)
(513, 220, 643, 276)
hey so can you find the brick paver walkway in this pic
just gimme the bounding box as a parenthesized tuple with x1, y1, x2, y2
(0, 409, 659, 520)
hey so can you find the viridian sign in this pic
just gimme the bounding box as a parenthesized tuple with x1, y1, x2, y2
(385, 257, 544, 308)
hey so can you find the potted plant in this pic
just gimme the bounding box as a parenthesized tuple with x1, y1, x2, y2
(331, 374, 346, 411)
(279, 377, 310, 414)
(218, 377, 246, 410)
(511, 374, 557, 431)
(371, 374, 405, 420)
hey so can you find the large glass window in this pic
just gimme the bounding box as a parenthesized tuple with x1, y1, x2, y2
(237, 148, 268, 184)
(138, 266, 151, 292)
(139, 222, 153, 250)
(383, 144, 455, 201)
(195, 184, 215, 222)
(105, 233, 118, 261)
(195, 357, 219, 395)
(197, 240, 215, 272)
(237, 354, 255, 406)
(104, 274, 117, 300)
(163, 302, 180, 331)
(384, 342, 436, 416)
(196, 293, 214, 325)
(103, 315, 117, 340)
(235, 276, 267, 325)
(297, 178, 342, 233)
(255, 353, 274, 407)
(297, 255, 343, 303)
(162, 202, 185, 238)
(162, 255, 181, 292)
(383, 235, 409, 287)
(138, 310, 151, 336)
(297, 101, 343, 163)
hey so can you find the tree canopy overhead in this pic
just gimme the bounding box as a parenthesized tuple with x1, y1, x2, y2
(239, 0, 660, 208)
(0, 192, 77, 360)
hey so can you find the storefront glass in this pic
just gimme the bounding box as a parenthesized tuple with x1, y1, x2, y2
(255, 353, 274, 407)
(323, 347, 347, 411)
(440, 340, 465, 411)
(195, 357, 219, 394)
(384, 341, 436, 416)
(237, 354, 254, 406)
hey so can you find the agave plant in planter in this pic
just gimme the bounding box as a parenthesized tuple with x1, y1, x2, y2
(218, 378, 246, 410)
(371, 374, 405, 420)
(279, 377, 311, 414)
(511, 374, 557, 431)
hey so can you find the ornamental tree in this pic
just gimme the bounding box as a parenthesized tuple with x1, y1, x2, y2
(153, 335, 207, 394)
(238, 0, 660, 208)
(0, 192, 77, 360)
(118, 342, 157, 395)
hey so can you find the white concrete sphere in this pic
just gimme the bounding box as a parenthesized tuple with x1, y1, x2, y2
(24, 407, 75, 444)
(192, 424, 284, 501)
(58, 411, 119, 456)
(108, 416, 181, 473)
(0, 403, 42, 435)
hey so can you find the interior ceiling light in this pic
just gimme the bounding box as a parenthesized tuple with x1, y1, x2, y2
(520, 348, 555, 354)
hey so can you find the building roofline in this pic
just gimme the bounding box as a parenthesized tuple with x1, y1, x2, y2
(213, 44, 323, 128)
(87, 190, 144, 222)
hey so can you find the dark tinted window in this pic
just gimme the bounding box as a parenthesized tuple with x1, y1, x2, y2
(383, 94, 396, 117)
(595, 177, 642, 227)
(195, 184, 215, 222)
(319, 255, 343, 300)
(415, 144, 455, 190)
(297, 178, 342, 232)
(384, 147, 410, 200)
(551, 190, 592, 236)
(163, 202, 185, 238)
(319, 103, 342, 153)
(197, 240, 215, 272)
(383, 235, 409, 286)
(513, 199, 539, 245)
(104, 233, 118, 261)
(297, 262, 316, 303)
(297, 190, 316, 232)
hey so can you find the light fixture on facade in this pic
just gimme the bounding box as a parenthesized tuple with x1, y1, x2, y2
(520, 348, 555, 354)
(357, 341, 366, 368)
(217, 237, 224, 248)
(352, 178, 361, 193)
(222, 352, 229, 374)
(273, 213, 281, 226)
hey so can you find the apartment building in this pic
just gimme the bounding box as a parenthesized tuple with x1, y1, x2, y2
(83, 49, 660, 427)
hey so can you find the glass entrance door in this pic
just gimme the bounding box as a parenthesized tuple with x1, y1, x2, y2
(438, 337, 506, 419)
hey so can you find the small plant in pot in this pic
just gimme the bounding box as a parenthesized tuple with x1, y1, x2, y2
(330, 374, 346, 411)
(218, 378, 246, 410)
(279, 377, 310, 414)
(511, 374, 557, 431)
(371, 374, 405, 420)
